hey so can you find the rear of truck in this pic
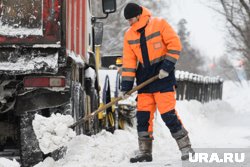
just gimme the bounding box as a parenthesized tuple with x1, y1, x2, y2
(0, 0, 117, 165)
(0, 0, 71, 165)
(0, 0, 94, 166)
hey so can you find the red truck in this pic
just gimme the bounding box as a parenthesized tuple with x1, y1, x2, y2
(0, 0, 116, 166)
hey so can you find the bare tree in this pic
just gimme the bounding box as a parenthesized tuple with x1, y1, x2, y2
(91, 0, 169, 56)
(209, 0, 250, 79)
(208, 56, 240, 81)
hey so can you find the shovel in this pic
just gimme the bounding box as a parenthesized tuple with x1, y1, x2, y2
(69, 74, 159, 129)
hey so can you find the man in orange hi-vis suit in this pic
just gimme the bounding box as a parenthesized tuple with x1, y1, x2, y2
(120, 3, 195, 163)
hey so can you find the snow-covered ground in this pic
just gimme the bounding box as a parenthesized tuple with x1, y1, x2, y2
(1, 70, 250, 167)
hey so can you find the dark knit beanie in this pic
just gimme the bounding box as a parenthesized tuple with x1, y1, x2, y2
(124, 3, 142, 20)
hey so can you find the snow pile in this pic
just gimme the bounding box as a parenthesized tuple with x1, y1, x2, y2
(33, 157, 55, 167)
(0, 158, 20, 167)
(34, 79, 250, 167)
(34, 129, 139, 167)
(0, 21, 43, 37)
(32, 113, 76, 154)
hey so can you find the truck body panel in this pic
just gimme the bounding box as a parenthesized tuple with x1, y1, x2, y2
(0, 0, 89, 75)
(0, 48, 59, 75)
(66, 0, 88, 59)
(0, 0, 61, 45)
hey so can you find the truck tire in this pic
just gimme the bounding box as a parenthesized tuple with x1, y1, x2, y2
(71, 81, 80, 134)
(90, 87, 100, 134)
(20, 111, 43, 167)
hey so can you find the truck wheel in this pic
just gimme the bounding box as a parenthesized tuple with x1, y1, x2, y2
(71, 81, 84, 135)
(84, 65, 100, 135)
(19, 111, 43, 167)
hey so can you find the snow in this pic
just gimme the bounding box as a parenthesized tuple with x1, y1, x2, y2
(223, 80, 250, 114)
(67, 51, 85, 67)
(118, 96, 137, 106)
(0, 158, 20, 167)
(34, 98, 250, 166)
(2, 70, 250, 166)
(32, 113, 76, 154)
(32, 69, 250, 167)
(0, 53, 58, 72)
(0, 21, 43, 37)
(85, 67, 96, 87)
(33, 44, 61, 48)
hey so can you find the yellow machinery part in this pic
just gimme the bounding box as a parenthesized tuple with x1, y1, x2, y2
(97, 103, 105, 119)
(108, 112, 115, 127)
(111, 97, 116, 113)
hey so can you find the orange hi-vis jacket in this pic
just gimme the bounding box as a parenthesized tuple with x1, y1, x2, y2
(121, 7, 182, 93)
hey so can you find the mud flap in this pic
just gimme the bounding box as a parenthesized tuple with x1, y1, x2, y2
(20, 111, 43, 167)
(15, 89, 70, 115)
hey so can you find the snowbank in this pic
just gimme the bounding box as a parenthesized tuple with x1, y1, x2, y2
(36, 97, 245, 167)
(34, 78, 250, 167)
(32, 113, 76, 154)
(34, 129, 139, 167)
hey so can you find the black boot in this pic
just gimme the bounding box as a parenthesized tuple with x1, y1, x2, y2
(130, 139, 152, 163)
(172, 127, 195, 160)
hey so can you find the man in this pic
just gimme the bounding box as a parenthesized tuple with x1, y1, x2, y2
(121, 3, 195, 163)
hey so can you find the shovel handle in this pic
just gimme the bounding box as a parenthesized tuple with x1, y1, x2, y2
(69, 74, 159, 129)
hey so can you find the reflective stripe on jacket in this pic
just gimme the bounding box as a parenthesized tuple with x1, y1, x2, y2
(121, 7, 182, 93)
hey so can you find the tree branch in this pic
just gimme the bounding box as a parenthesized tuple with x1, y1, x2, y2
(239, 0, 250, 18)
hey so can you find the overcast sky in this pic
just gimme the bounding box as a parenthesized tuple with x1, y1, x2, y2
(164, 0, 227, 58)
